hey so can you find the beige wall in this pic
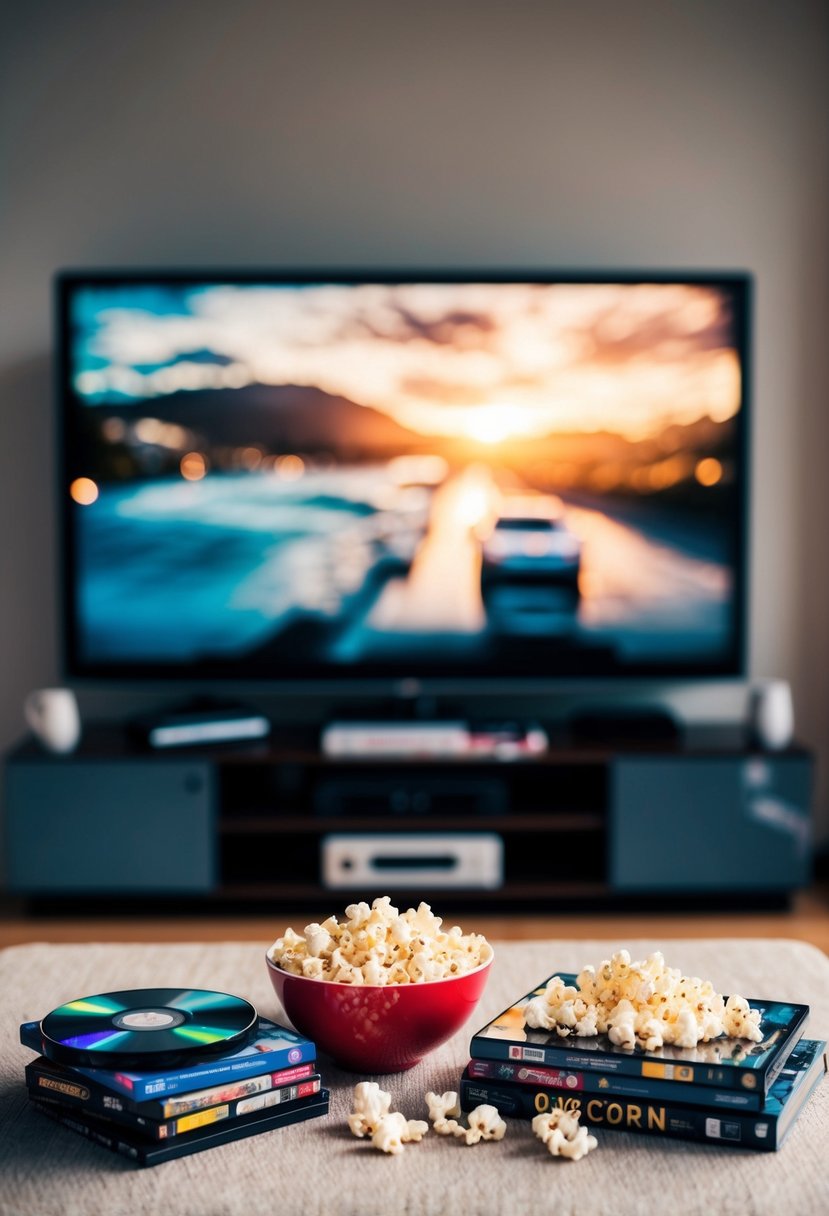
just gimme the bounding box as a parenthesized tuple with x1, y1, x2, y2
(1, 1, 828, 841)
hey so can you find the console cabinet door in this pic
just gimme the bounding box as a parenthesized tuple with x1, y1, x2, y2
(610, 756, 812, 892)
(5, 760, 216, 893)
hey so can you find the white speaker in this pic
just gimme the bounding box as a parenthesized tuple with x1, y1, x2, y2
(749, 679, 794, 751)
(24, 687, 82, 753)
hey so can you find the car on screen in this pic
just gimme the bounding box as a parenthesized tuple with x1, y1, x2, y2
(478, 496, 582, 598)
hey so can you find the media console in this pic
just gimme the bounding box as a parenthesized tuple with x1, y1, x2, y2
(3, 724, 814, 911)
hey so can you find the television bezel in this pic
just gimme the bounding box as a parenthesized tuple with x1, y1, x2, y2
(55, 268, 752, 688)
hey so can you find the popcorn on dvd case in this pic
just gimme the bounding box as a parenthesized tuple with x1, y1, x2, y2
(469, 972, 809, 1096)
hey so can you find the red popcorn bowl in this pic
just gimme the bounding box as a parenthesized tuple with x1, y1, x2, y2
(265, 951, 493, 1074)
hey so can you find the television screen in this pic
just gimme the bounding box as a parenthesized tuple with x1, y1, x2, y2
(58, 272, 749, 682)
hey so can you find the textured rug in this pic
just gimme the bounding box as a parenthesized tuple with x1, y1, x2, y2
(1, 937, 827, 1216)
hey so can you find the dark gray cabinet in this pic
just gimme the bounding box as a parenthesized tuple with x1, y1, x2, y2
(5, 756, 216, 893)
(610, 755, 812, 892)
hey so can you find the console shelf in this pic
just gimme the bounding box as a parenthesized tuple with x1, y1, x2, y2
(3, 723, 814, 911)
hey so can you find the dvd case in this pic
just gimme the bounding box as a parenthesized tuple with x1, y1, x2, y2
(460, 1040, 827, 1152)
(29, 1075, 322, 1139)
(469, 973, 809, 1095)
(25, 1055, 316, 1119)
(32, 1090, 330, 1166)
(20, 1016, 315, 1100)
(466, 1057, 765, 1111)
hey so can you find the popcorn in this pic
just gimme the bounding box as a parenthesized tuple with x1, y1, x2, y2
(347, 1081, 392, 1138)
(349, 1083, 428, 1154)
(455, 1104, 507, 1145)
(532, 1109, 598, 1161)
(362, 957, 387, 986)
(526, 950, 763, 1049)
(300, 957, 325, 980)
(723, 994, 763, 1041)
(370, 1112, 407, 1156)
(425, 1090, 463, 1136)
(303, 922, 332, 958)
(390, 917, 413, 947)
(371, 1112, 429, 1155)
(425, 1091, 461, 1124)
(401, 1118, 429, 1142)
(269, 898, 492, 985)
(606, 1000, 637, 1051)
(426, 1091, 505, 1145)
(346, 901, 372, 927)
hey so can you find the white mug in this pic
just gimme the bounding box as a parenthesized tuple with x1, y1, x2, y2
(749, 679, 794, 751)
(24, 687, 82, 754)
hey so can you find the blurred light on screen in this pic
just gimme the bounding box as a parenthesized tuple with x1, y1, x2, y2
(180, 452, 208, 481)
(695, 457, 723, 486)
(69, 477, 99, 505)
(276, 454, 305, 480)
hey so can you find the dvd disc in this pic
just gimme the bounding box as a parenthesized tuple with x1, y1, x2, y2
(39, 988, 259, 1070)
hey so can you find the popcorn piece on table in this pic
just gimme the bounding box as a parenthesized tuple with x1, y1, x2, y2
(348, 1082, 392, 1138)
(426, 1092, 506, 1144)
(371, 1112, 429, 1155)
(425, 1090, 463, 1136)
(532, 1109, 598, 1161)
(426, 1090, 461, 1124)
(350, 1083, 428, 1154)
(402, 1118, 429, 1142)
(454, 1104, 507, 1146)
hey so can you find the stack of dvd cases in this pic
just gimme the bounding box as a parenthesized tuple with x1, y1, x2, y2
(461, 972, 826, 1152)
(19, 988, 329, 1166)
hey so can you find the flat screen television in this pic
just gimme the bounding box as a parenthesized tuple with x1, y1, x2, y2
(57, 271, 750, 685)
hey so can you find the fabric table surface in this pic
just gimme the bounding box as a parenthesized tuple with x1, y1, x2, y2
(1, 937, 827, 1216)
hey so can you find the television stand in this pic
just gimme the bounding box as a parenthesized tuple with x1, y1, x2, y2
(3, 722, 814, 911)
